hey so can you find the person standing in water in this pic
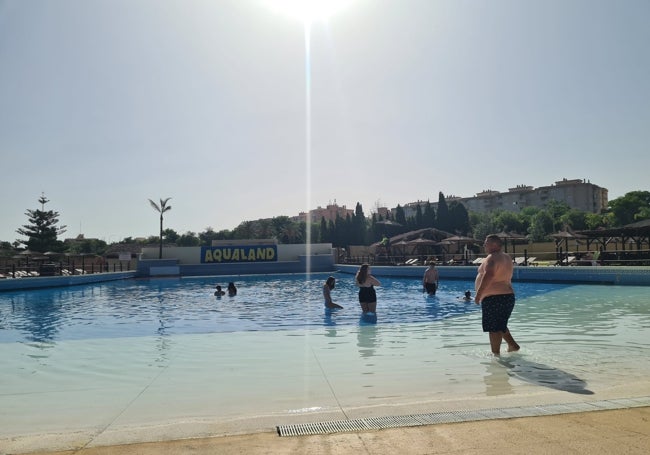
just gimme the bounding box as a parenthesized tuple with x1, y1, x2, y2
(355, 264, 381, 313)
(474, 234, 520, 355)
(214, 285, 225, 297)
(323, 276, 343, 309)
(422, 261, 439, 295)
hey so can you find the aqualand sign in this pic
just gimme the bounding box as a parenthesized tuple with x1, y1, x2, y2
(200, 245, 278, 263)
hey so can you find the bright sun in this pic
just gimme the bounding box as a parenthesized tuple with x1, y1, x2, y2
(262, 0, 354, 23)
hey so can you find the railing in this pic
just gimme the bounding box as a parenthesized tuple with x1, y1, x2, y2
(340, 249, 650, 267)
(0, 261, 134, 278)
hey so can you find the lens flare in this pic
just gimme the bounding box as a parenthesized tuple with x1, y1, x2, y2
(262, 0, 353, 24)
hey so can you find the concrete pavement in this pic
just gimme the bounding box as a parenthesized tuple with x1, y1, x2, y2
(16, 407, 650, 455)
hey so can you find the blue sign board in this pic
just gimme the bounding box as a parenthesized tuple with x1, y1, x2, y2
(200, 245, 278, 263)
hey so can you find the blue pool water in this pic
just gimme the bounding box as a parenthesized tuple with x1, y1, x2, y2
(1, 273, 649, 453)
(0, 273, 569, 343)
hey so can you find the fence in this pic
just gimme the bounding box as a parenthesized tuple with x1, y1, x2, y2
(340, 248, 650, 267)
(0, 260, 135, 279)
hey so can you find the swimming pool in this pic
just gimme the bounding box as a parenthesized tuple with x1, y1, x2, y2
(1, 274, 649, 452)
(0, 273, 569, 342)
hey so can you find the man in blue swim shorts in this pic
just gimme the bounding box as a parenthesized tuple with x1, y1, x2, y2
(474, 234, 520, 355)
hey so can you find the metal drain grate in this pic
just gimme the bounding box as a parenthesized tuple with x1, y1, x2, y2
(276, 396, 650, 437)
(277, 419, 370, 436)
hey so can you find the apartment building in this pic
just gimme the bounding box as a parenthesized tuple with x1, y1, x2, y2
(295, 202, 354, 223)
(399, 178, 608, 217)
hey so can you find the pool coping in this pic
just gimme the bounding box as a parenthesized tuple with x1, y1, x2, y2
(336, 264, 650, 285)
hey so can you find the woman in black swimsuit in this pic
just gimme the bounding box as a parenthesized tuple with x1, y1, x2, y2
(355, 264, 381, 313)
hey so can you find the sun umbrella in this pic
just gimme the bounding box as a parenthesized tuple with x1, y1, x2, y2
(406, 238, 437, 259)
(443, 235, 480, 253)
(444, 235, 479, 242)
(18, 249, 41, 266)
(495, 231, 527, 254)
(407, 238, 437, 246)
(552, 230, 586, 264)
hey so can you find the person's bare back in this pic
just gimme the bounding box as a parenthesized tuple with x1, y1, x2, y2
(474, 234, 519, 354)
(475, 246, 514, 303)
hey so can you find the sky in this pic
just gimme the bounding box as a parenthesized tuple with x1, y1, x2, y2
(1, 0, 649, 244)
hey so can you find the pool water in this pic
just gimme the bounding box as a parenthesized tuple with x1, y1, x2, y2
(0, 273, 566, 342)
(1, 274, 649, 452)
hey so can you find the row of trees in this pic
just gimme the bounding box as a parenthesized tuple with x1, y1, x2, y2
(4, 191, 650, 257)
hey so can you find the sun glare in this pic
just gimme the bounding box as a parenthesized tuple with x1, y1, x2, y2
(262, 0, 354, 23)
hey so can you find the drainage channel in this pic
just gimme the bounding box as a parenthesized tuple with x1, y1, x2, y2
(277, 396, 650, 437)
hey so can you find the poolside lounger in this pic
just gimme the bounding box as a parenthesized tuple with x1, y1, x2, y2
(472, 257, 485, 265)
(514, 257, 537, 266)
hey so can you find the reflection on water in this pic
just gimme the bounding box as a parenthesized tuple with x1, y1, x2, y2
(357, 322, 379, 358)
(483, 359, 515, 396)
(7, 294, 63, 343)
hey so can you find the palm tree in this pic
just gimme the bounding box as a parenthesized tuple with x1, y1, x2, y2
(149, 197, 172, 259)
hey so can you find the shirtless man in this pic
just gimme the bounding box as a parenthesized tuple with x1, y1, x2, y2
(422, 261, 439, 295)
(475, 234, 520, 355)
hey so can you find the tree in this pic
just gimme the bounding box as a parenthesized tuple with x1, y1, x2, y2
(449, 201, 471, 235)
(148, 197, 172, 259)
(493, 210, 524, 233)
(271, 216, 294, 242)
(470, 212, 499, 241)
(199, 227, 220, 245)
(352, 202, 367, 245)
(16, 194, 67, 252)
(544, 200, 571, 232)
(320, 217, 329, 243)
(67, 237, 108, 255)
(177, 231, 200, 246)
(423, 200, 436, 228)
(436, 192, 450, 232)
(394, 204, 407, 226)
(278, 221, 302, 244)
(414, 204, 423, 230)
(608, 191, 650, 226)
(559, 209, 589, 231)
(163, 228, 179, 244)
(528, 211, 555, 241)
(232, 221, 254, 239)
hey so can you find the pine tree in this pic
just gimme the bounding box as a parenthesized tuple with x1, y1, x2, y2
(353, 202, 367, 245)
(437, 192, 450, 232)
(16, 194, 67, 252)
